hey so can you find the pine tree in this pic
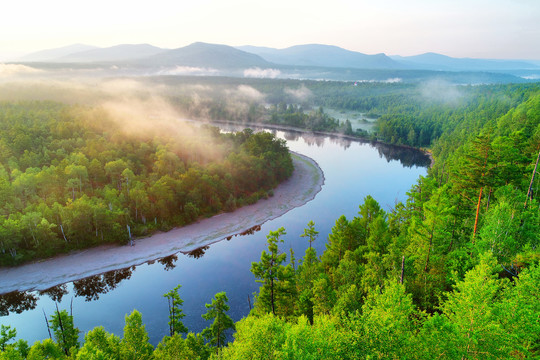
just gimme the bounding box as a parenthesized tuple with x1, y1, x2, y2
(163, 285, 188, 336)
(251, 227, 287, 315)
(201, 292, 235, 354)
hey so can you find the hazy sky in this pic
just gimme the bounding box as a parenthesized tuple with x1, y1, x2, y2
(2, 0, 539, 60)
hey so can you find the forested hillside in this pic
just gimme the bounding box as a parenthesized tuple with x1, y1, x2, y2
(218, 85, 540, 358)
(0, 82, 538, 359)
(0, 102, 293, 265)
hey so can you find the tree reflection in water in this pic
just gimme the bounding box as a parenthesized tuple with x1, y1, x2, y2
(39, 284, 68, 303)
(158, 254, 178, 271)
(184, 245, 209, 259)
(0, 291, 38, 316)
(72, 267, 134, 301)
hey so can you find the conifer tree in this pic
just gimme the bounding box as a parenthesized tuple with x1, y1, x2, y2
(163, 285, 188, 336)
(251, 227, 287, 315)
(202, 292, 235, 354)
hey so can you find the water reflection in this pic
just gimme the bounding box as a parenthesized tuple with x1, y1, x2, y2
(39, 284, 68, 303)
(73, 268, 134, 301)
(0, 228, 265, 313)
(184, 246, 209, 259)
(216, 122, 429, 167)
(0, 291, 38, 316)
(158, 254, 178, 271)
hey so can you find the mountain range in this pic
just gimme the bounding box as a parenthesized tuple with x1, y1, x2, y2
(16, 42, 539, 71)
(10, 42, 540, 84)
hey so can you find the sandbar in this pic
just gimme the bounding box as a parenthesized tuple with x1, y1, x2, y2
(0, 152, 324, 294)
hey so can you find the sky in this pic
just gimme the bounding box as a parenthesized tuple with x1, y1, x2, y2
(1, 0, 539, 60)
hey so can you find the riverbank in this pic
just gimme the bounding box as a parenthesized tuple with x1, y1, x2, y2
(0, 152, 324, 294)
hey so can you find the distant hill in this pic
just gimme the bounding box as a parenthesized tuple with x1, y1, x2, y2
(58, 44, 167, 62)
(390, 52, 540, 71)
(140, 42, 272, 69)
(13, 42, 538, 83)
(237, 44, 402, 69)
(18, 44, 99, 62)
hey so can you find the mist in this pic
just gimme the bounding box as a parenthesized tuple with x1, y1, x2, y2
(284, 84, 312, 102)
(243, 67, 281, 78)
(418, 78, 465, 105)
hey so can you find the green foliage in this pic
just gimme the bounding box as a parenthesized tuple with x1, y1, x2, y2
(27, 339, 65, 360)
(419, 253, 522, 359)
(300, 220, 318, 250)
(0, 326, 16, 352)
(250, 227, 289, 315)
(0, 102, 293, 265)
(163, 285, 188, 336)
(120, 310, 153, 360)
(49, 309, 80, 355)
(201, 292, 235, 352)
(356, 281, 420, 359)
(76, 326, 121, 360)
(2, 79, 540, 359)
(154, 333, 209, 360)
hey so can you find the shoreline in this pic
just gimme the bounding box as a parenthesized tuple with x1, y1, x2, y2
(0, 152, 324, 294)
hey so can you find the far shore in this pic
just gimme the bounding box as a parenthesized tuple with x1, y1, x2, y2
(208, 119, 433, 166)
(0, 152, 324, 294)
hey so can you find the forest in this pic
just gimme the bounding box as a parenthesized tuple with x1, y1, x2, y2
(0, 102, 293, 265)
(0, 78, 539, 359)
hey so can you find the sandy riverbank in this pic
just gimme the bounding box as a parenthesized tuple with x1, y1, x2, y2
(0, 152, 324, 294)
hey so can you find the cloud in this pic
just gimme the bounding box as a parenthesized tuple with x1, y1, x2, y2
(285, 85, 312, 102)
(243, 67, 281, 79)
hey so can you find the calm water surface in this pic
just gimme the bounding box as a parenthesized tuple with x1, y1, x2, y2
(0, 128, 429, 345)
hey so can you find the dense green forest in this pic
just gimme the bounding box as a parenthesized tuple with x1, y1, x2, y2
(143, 77, 539, 148)
(0, 79, 539, 359)
(0, 102, 293, 265)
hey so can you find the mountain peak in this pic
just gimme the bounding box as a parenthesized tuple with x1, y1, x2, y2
(238, 44, 401, 69)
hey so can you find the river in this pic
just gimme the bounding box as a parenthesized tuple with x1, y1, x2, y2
(0, 126, 429, 345)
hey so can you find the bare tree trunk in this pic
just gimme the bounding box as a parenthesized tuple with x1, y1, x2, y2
(43, 309, 52, 339)
(473, 186, 483, 241)
(55, 302, 68, 355)
(524, 150, 539, 209)
(400, 256, 405, 284)
(270, 276, 275, 315)
(486, 188, 492, 212)
(60, 224, 68, 243)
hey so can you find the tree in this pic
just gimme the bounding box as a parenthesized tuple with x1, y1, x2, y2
(201, 292, 235, 353)
(49, 308, 79, 356)
(300, 220, 318, 250)
(251, 227, 287, 315)
(120, 310, 153, 360)
(349, 281, 420, 359)
(26, 339, 65, 360)
(163, 285, 188, 336)
(154, 333, 209, 360)
(218, 314, 289, 360)
(0, 325, 16, 352)
(76, 326, 121, 360)
(420, 253, 512, 359)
